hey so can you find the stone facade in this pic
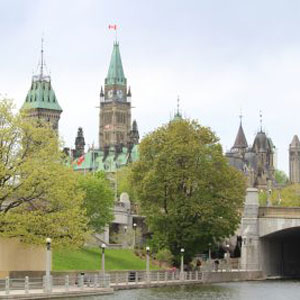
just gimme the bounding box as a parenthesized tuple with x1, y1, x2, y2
(226, 121, 275, 189)
(240, 188, 261, 271)
(289, 135, 300, 183)
(0, 238, 47, 278)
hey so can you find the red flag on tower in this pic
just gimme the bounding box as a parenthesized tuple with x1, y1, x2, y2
(108, 24, 117, 30)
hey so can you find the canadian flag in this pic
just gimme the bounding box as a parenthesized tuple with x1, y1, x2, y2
(77, 155, 85, 166)
(108, 24, 117, 30)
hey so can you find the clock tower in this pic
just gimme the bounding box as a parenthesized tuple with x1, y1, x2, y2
(99, 42, 132, 149)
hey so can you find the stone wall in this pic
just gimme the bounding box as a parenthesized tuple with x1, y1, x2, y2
(0, 238, 46, 278)
(202, 271, 264, 283)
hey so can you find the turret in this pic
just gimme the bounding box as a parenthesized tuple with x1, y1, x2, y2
(129, 120, 139, 145)
(289, 135, 300, 184)
(21, 39, 62, 132)
(74, 127, 85, 159)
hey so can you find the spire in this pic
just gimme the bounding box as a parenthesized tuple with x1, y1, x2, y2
(132, 119, 138, 131)
(173, 96, 182, 121)
(129, 120, 139, 145)
(21, 40, 62, 113)
(233, 118, 248, 149)
(74, 127, 85, 159)
(105, 42, 126, 86)
(40, 37, 44, 78)
(259, 110, 263, 132)
(290, 135, 300, 148)
(127, 86, 131, 97)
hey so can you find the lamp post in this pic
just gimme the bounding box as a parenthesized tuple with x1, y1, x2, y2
(242, 236, 247, 271)
(208, 243, 212, 261)
(226, 244, 230, 264)
(45, 238, 52, 292)
(133, 223, 137, 248)
(146, 246, 150, 273)
(101, 243, 106, 275)
(146, 246, 150, 282)
(180, 248, 184, 280)
(46, 238, 51, 278)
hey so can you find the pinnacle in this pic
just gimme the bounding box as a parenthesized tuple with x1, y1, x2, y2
(290, 135, 300, 148)
(233, 123, 248, 149)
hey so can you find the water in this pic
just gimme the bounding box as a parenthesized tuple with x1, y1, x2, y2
(68, 281, 300, 300)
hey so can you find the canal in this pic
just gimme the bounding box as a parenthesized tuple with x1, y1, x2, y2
(69, 280, 300, 300)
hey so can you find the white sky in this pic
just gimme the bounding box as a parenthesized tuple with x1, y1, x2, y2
(1, 0, 300, 174)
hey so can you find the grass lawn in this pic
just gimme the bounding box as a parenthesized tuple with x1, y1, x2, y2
(53, 248, 159, 271)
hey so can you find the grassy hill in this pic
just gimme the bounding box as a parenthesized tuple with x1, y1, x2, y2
(53, 247, 159, 271)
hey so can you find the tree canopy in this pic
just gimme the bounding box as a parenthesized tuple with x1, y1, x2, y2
(0, 99, 89, 247)
(130, 119, 246, 263)
(116, 166, 138, 208)
(274, 169, 289, 186)
(259, 183, 300, 206)
(78, 171, 114, 232)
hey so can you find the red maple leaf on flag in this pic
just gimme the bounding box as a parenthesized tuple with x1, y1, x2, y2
(108, 24, 117, 30)
(77, 155, 85, 166)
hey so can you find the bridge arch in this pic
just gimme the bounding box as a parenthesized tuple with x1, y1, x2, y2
(260, 226, 300, 277)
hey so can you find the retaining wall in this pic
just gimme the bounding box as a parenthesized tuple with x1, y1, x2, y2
(202, 271, 264, 283)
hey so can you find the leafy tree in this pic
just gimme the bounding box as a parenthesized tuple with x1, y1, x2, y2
(260, 184, 300, 206)
(78, 171, 114, 232)
(156, 248, 174, 267)
(116, 166, 138, 210)
(130, 119, 246, 264)
(275, 169, 289, 185)
(0, 99, 89, 247)
(278, 184, 300, 206)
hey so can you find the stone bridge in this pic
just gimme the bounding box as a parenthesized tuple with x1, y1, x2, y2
(241, 188, 300, 277)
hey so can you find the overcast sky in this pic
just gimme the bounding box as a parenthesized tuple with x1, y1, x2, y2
(1, 0, 300, 174)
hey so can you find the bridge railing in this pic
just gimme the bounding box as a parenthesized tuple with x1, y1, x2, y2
(0, 266, 246, 295)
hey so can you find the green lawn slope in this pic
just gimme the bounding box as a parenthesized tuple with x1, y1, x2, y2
(53, 248, 159, 271)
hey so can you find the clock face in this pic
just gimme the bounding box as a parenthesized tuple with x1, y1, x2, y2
(116, 90, 123, 99)
(107, 90, 114, 98)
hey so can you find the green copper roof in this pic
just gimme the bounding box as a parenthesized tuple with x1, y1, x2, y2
(22, 77, 62, 112)
(72, 150, 100, 171)
(105, 42, 126, 86)
(72, 145, 139, 173)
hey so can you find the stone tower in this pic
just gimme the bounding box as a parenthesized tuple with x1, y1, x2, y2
(251, 130, 275, 189)
(99, 42, 132, 149)
(74, 127, 85, 159)
(129, 120, 139, 145)
(21, 40, 62, 132)
(289, 135, 300, 184)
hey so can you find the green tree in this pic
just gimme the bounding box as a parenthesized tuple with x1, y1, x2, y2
(116, 166, 138, 207)
(275, 169, 289, 185)
(261, 184, 300, 206)
(130, 119, 246, 264)
(0, 99, 89, 247)
(78, 171, 114, 232)
(156, 248, 174, 267)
